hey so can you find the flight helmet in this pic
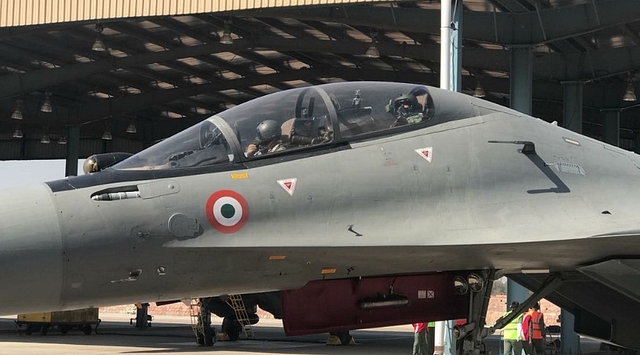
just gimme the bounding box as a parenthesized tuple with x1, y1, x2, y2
(255, 119, 281, 144)
(393, 94, 419, 115)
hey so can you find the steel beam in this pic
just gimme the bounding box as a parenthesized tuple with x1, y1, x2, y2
(241, 0, 640, 45)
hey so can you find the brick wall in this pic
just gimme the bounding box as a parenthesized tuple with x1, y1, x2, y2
(487, 295, 560, 326)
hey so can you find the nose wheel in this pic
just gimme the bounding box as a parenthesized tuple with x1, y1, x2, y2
(452, 270, 496, 355)
(190, 298, 216, 347)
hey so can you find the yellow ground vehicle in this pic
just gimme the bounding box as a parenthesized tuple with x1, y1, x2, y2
(16, 308, 100, 335)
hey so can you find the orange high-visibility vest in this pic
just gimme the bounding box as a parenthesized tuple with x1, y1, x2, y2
(530, 311, 544, 340)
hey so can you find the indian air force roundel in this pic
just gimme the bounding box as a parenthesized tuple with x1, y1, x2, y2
(205, 190, 249, 233)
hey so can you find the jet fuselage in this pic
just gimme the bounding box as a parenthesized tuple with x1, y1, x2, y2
(1, 82, 640, 347)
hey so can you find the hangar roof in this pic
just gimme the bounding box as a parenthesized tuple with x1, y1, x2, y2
(1, 0, 640, 160)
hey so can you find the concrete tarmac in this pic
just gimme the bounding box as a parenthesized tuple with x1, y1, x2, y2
(0, 313, 424, 355)
(0, 313, 602, 355)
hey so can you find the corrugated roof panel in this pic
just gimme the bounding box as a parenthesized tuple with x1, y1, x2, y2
(249, 84, 279, 94)
(0, 0, 391, 27)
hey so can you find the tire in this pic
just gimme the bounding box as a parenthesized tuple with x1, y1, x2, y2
(195, 331, 205, 345)
(204, 327, 216, 346)
(331, 331, 352, 345)
(226, 327, 240, 341)
(222, 317, 241, 341)
(82, 324, 92, 335)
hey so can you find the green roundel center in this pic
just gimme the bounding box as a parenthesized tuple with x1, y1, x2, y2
(221, 204, 236, 218)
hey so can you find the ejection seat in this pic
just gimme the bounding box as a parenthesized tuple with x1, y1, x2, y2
(285, 116, 332, 147)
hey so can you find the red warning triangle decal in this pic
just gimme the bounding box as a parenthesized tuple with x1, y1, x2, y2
(415, 147, 433, 162)
(277, 178, 297, 196)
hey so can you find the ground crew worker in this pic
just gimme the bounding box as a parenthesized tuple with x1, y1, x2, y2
(502, 301, 524, 355)
(412, 322, 429, 355)
(522, 302, 545, 355)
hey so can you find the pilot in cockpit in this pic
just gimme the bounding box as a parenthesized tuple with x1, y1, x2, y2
(245, 119, 287, 157)
(288, 115, 333, 147)
(385, 93, 424, 127)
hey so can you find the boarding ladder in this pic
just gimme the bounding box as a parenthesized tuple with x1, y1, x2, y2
(188, 298, 205, 342)
(225, 294, 254, 338)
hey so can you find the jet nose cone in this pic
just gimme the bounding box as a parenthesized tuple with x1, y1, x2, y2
(0, 184, 62, 315)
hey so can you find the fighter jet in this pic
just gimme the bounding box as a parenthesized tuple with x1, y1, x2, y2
(1, 81, 640, 350)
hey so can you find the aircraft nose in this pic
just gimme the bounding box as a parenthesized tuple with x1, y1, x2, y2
(0, 184, 63, 315)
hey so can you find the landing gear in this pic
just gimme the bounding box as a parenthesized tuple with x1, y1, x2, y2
(221, 317, 242, 341)
(204, 327, 216, 346)
(327, 331, 354, 345)
(452, 270, 496, 355)
(195, 325, 216, 346)
(189, 298, 216, 347)
(454, 271, 565, 355)
(214, 295, 259, 341)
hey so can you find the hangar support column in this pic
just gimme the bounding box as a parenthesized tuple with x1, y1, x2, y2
(450, 0, 463, 93)
(509, 46, 533, 115)
(506, 279, 529, 308)
(438, 2, 462, 355)
(562, 82, 583, 134)
(65, 125, 80, 177)
(560, 309, 580, 355)
(602, 109, 621, 147)
(440, 0, 452, 91)
(507, 45, 533, 320)
(559, 81, 583, 354)
(602, 81, 621, 147)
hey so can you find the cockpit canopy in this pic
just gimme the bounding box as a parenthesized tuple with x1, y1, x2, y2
(113, 82, 437, 171)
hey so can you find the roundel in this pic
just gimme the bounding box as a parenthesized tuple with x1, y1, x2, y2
(205, 190, 249, 233)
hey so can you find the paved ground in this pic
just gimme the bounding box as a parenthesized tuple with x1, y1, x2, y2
(0, 313, 602, 355)
(0, 313, 420, 355)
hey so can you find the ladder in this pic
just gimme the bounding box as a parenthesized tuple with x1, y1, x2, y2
(188, 298, 205, 344)
(225, 294, 254, 338)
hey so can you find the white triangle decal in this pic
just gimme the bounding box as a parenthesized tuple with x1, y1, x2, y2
(277, 178, 297, 196)
(415, 147, 433, 162)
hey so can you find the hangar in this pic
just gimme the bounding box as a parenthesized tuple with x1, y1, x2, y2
(2, 1, 640, 351)
(1, 0, 640, 176)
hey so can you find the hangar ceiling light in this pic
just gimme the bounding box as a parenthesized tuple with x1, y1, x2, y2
(40, 133, 51, 144)
(92, 24, 106, 52)
(126, 121, 137, 134)
(11, 99, 23, 120)
(473, 77, 486, 98)
(623, 81, 637, 102)
(365, 31, 380, 59)
(220, 19, 234, 45)
(365, 42, 380, 58)
(12, 126, 23, 139)
(40, 91, 52, 113)
(102, 128, 113, 140)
